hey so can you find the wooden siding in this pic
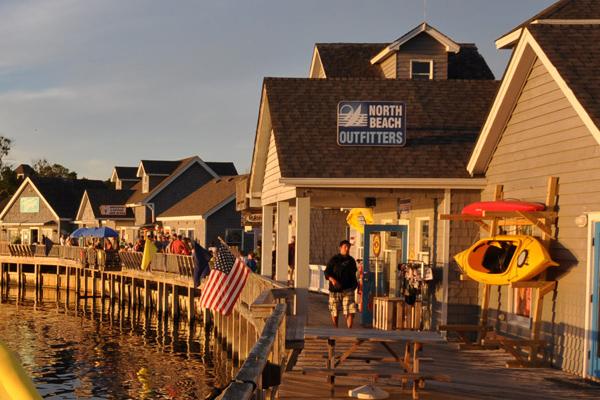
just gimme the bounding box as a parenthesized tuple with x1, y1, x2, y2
(310, 53, 326, 78)
(483, 57, 600, 375)
(1, 183, 57, 225)
(262, 132, 296, 205)
(79, 197, 97, 225)
(396, 33, 447, 80)
(206, 200, 242, 248)
(447, 190, 481, 324)
(380, 53, 397, 79)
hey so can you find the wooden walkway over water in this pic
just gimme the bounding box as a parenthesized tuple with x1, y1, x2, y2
(278, 293, 600, 399)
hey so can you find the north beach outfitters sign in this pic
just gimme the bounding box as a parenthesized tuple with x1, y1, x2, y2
(337, 101, 406, 146)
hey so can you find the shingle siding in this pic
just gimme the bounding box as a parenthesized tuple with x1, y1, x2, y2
(2, 183, 57, 225)
(206, 200, 241, 248)
(483, 57, 600, 375)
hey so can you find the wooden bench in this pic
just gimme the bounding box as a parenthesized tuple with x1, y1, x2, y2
(482, 334, 549, 368)
(300, 367, 450, 399)
(439, 324, 494, 349)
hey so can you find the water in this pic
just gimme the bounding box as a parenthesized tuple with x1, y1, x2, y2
(0, 288, 230, 399)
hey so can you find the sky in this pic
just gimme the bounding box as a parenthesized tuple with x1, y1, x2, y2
(0, 0, 555, 179)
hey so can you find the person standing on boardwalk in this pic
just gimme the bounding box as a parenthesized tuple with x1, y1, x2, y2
(324, 240, 358, 328)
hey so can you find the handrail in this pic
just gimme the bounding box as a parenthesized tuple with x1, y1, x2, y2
(0, 241, 194, 278)
(218, 303, 286, 400)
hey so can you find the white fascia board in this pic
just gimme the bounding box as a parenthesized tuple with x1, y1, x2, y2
(143, 157, 218, 204)
(467, 32, 536, 175)
(136, 162, 145, 178)
(278, 178, 486, 190)
(249, 88, 271, 196)
(203, 195, 236, 219)
(469, 28, 600, 175)
(371, 22, 459, 64)
(75, 191, 91, 222)
(156, 215, 203, 222)
(495, 28, 522, 49)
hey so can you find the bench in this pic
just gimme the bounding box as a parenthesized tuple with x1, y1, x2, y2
(300, 367, 450, 399)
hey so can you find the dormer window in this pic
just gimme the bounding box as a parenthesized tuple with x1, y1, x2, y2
(142, 175, 149, 193)
(411, 60, 433, 80)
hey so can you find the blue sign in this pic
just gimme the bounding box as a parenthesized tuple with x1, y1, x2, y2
(337, 101, 406, 146)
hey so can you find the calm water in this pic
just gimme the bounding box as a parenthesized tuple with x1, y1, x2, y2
(0, 288, 230, 399)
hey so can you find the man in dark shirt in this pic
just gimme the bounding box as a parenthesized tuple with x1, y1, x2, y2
(325, 240, 358, 328)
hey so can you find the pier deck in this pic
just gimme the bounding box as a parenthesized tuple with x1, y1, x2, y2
(278, 293, 600, 399)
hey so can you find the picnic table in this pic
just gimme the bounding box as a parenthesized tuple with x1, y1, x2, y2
(302, 327, 448, 399)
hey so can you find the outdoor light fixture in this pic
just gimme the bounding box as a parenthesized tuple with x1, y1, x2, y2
(574, 214, 588, 228)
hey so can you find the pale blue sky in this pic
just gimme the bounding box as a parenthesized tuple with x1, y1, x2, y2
(0, 0, 554, 179)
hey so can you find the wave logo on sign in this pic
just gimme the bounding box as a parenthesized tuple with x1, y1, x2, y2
(338, 104, 368, 127)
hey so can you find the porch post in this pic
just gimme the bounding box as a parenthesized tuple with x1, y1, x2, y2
(441, 189, 451, 327)
(275, 201, 289, 282)
(294, 197, 310, 321)
(261, 205, 274, 278)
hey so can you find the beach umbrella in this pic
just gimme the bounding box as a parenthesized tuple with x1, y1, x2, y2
(88, 227, 119, 238)
(70, 228, 90, 238)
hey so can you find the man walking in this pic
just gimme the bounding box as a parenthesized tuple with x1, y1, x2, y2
(325, 240, 358, 328)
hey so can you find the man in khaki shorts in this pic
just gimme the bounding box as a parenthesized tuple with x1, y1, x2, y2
(325, 240, 358, 328)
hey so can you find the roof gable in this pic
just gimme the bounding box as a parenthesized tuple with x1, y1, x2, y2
(371, 22, 460, 64)
(468, 25, 600, 175)
(111, 166, 139, 182)
(496, 0, 600, 49)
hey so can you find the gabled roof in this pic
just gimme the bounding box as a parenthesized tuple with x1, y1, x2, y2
(157, 175, 244, 219)
(126, 156, 221, 205)
(313, 42, 493, 80)
(205, 162, 238, 176)
(0, 176, 107, 221)
(496, 0, 600, 49)
(111, 166, 139, 182)
(468, 24, 600, 175)
(78, 188, 135, 221)
(252, 78, 498, 185)
(371, 22, 460, 64)
(137, 159, 186, 177)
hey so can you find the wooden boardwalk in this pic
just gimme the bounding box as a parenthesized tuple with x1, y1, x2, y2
(278, 293, 600, 399)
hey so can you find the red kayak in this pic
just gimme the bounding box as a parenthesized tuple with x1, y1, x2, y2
(462, 200, 545, 217)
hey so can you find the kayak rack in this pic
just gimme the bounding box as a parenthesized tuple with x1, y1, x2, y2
(439, 177, 560, 368)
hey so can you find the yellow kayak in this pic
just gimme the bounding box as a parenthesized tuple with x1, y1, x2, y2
(454, 235, 558, 285)
(0, 340, 42, 400)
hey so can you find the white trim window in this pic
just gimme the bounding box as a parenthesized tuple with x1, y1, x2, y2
(410, 59, 433, 80)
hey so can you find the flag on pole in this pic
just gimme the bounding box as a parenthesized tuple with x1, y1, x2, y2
(141, 238, 157, 271)
(199, 241, 249, 316)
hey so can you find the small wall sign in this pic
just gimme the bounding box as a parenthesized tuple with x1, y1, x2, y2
(99, 205, 127, 216)
(337, 101, 406, 146)
(20, 197, 39, 213)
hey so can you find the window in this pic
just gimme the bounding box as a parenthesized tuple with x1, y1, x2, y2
(410, 60, 433, 80)
(142, 175, 149, 193)
(225, 229, 242, 246)
(187, 229, 194, 241)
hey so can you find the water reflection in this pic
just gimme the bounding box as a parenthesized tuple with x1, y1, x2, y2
(0, 285, 232, 399)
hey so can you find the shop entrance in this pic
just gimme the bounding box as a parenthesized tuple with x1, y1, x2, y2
(590, 221, 600, 378)
(362, 224, 408, 326)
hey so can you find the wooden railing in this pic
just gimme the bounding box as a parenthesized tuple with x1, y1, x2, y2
(213, 273, 293, 400)
(0, 242, 193, 278)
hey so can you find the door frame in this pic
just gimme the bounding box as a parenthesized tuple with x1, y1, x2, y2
(362, 224, 408, 326)
(585, 213, 600, 378)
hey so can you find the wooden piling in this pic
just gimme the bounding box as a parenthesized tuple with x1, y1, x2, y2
(188, 286, 195, 323)
(172, 284, 179, 320)
(162, 283, 169, 320)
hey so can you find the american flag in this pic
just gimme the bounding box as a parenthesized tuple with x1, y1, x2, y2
(199, 241, 249, 315)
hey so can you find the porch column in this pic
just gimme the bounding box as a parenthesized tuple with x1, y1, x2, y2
(275, 201, 289, 282)
(261, 205, 274, 278)
(441, 189, 451, 327)
(294, 197, 310, 321)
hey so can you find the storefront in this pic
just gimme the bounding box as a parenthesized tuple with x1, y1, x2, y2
(246, 76, 498, 326)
